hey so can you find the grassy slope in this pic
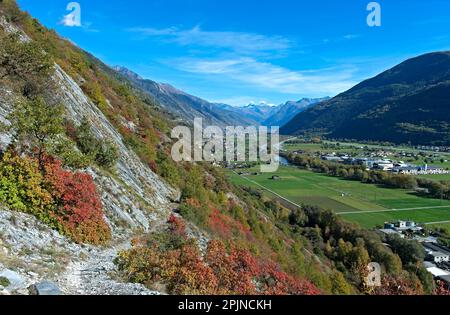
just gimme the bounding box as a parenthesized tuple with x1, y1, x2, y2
(418, 174, 450, 181)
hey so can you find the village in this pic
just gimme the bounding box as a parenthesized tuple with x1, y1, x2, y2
(379, 221, 450, 288)
(319, 148, 450, 175)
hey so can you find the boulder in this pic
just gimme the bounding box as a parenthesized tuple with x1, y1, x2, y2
(28, 281, 62, 296)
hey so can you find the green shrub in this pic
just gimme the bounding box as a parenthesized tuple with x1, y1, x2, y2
(72, 118, 119, 169)
(0, 31, 53, 86)
(7, 96, 64, 169)
(48, 137, 91, 169)
(156, 152, 180, 185)
(74, 118, 100, 159)
(95, 141, 119, 169)
(0, 151, 55, 223)
(0, 276, 11, 288)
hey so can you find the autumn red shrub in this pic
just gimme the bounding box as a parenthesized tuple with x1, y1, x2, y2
(209, 208, 252, 240)
(258, 261, 321, 295)
(207, 240, 321, 295)
(148, 160, 158, 173)
(117, 229, 320, 295)
(205, 240, 258, 295)
(434, 281, 450, 295)
(168, 214, 187, 239)
(209, 209, 233, 238)
(0, 151, 110, 245)
(163, 243, 219, 295)
(43, 155, 111, 244)
(372, 274, 424, 295)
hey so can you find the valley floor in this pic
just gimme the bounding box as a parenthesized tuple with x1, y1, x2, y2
(227, 166, 450, 230)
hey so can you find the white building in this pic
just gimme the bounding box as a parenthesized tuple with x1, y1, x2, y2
(428, 252, 450, 264)
(426, 266, 450, 278)
(373, 160, 394, 171)
(392, 164, 449, 175)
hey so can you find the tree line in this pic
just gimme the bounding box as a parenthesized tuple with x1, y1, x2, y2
(284, 153, 449, 200)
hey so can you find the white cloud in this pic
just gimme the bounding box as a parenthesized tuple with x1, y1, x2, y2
(343, 34, 360, 40)
(128, 25, 362, 97)
(252, 100, 277, 107)
(174, 57, 357, 96)
(127, 26, 291, 54)
(60, 12, 81, 27)
(322, 34, 360, 45)
(60, 14, 78, 27)
(59, 16, 99, 32)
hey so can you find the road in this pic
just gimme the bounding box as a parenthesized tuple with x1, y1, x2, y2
(337, 205, 450, 215)
(424, 220, 450, 226)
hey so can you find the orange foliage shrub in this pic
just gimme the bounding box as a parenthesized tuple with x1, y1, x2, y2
(434, 281, 450, 295)
(116, 219, 320, 295)
(0, 151, 110, 244)
(0, 152, 54, 222)
(209, 208, 251, 239)
(185, 198, 201, 208)
(168, 214, 187, 239)
(43, 155, 111, 244)
(372, 275, 424, 295)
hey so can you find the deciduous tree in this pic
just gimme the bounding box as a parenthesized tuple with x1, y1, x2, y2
(8, 96, 64, 170)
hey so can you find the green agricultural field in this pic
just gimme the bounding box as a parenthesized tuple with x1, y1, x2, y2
(228, 167, 386, 212)
(342, 210, 450, 228)
(409, 160, 450, 172)
(283, 142, 361, 155)
(428, 223, 450, 233)
(283, 143, 326, 153)
(417, 174, 450, 181)
(227, 166, 450, 229)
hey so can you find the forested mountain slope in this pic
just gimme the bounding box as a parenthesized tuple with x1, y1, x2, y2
(115, 66, 258, 127)
(282, 52, 450, 145)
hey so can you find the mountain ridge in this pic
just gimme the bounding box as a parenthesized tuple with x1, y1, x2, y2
(281, 51, 450, 145)
(114, 66, 258, 127)
(263, 97, 330, 127)
(115, 66, 328, 128)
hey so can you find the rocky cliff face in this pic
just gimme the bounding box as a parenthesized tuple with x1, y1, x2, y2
(53, 65, 179, 229)
(0, 19, 180, 295)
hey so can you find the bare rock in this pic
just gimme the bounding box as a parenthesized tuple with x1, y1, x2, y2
(29, 281, 61, 296)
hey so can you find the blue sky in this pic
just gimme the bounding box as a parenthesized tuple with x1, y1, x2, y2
(16, 0, 450, 106)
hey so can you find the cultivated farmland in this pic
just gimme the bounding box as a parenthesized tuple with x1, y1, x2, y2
(227, 166, 450, 229)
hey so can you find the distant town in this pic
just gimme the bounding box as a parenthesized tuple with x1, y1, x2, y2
(320, 154, 449, 175)
(284, 141, 450, 175)
(380, 220, 450, 288)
